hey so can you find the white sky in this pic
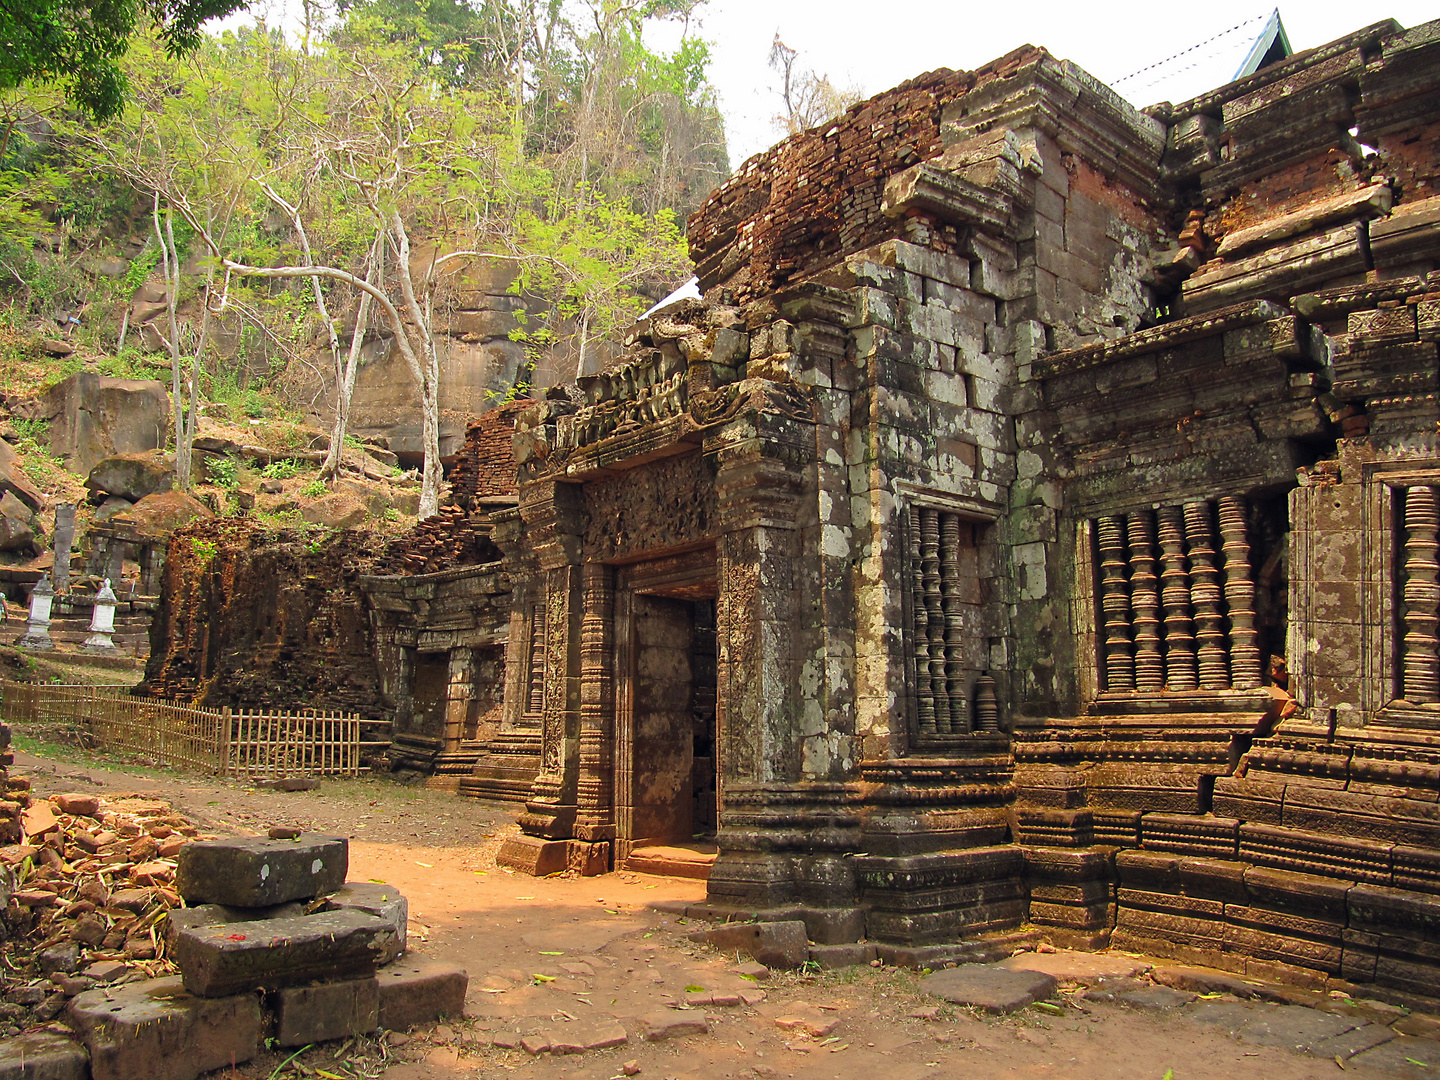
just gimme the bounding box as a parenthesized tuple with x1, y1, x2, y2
(672, 1, 1440, 167)
(220, 1, 1440, 170)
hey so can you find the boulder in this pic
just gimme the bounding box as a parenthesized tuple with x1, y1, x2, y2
(0, 490, 34, 551)
(41, 372, 169, 475)
(300, 492, 367, 529)
(87, 450, 174, 502)
(0, 437, 45, 511)
(116, 490, 212, 538)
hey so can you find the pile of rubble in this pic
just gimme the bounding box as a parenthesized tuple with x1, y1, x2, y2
(1, 769, 467, 1079)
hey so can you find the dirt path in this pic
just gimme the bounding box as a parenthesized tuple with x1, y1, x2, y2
(13, 748, 1440, 1080)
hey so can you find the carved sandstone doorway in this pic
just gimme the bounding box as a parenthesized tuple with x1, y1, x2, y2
(614, 548, 719, 877)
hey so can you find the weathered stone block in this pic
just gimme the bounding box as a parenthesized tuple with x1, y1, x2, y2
(176, 834, 347, 907)
(695, 920, 809, 969)
(376, 956, 468, 1030)
(172, 910, 397, 997)
(68, 976, 261, 1080)
(273, 976, 380, 1046)
(163, 901, 307, 944)
(322, 883, 408, 960)
(920, 964, 1058, 1013)
(0, 1030, 89, 1080)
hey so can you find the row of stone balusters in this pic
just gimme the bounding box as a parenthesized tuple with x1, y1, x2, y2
(910, 506, 999, 735)
(1401, 485, 1440, 704)
(1095, 497, 1262, 692)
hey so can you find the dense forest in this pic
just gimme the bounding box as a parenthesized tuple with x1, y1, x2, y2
(0, 0, 729, 515)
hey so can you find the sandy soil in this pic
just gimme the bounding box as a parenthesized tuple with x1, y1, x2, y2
(12, 746, 1438, 1080)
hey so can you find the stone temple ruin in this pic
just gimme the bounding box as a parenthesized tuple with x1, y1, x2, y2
(145, 16, 1440, 999)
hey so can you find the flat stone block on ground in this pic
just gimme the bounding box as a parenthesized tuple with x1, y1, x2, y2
(0, 1030, 89, 1080)
(997, 950, 1151, 987)
(638, 1011, 708, 1040)
(322, 882, 407, 960)
(68, 976, 261, 1080)
(695, 920, 808, 969)
(176, 833, 347, 907)
(920, 964, 1059, 1014)
(274, 976, 380, 1046)
(376, 956, 468, 1030)
(172, 909, 397, 997)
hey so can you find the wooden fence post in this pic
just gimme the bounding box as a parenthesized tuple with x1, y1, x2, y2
(220, 707, 232, 779)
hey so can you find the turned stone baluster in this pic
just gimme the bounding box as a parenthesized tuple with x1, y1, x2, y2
(1402, 485, 1440, 703)
(919, 508, 951, 733)
(1184, 500, 1230, 690)
(1097, 515, 1135, 692)
(912, 511, 937, 736)
(941, 512, 969, 730)
(1217, 495, 1262, 689)
(974, 673, 1000, 732)
(527, 604, 547, 715)
(1127, 510, 1165, 691)
(1158, 504, 1198, 691)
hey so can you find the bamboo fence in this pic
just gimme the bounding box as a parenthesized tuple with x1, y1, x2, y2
(0, 681, 362, 778)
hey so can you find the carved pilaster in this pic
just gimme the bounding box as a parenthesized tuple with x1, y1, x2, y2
(1217, 495, 1261, 690)
(1158, 504, 1198, 691)
(575, 563, 615, 841)
(1183, 500, 1229, 690)
(517, 481, 585, 840)
(1401, 485, 1440, 704)
(1097, 514, 1134, 692)
(1127, 510, 1165, 691)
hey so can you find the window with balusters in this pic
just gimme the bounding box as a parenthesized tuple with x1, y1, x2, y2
(1090, 497, 1268, 695)
(903, 503, 1001, 746)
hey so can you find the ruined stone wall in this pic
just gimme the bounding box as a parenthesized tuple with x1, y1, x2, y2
(446, 400, 526, 511)
(141, 519, 392, 715)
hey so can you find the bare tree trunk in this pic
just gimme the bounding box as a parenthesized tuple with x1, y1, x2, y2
(385, 210, 443, 520)
(258, 180, 344, 485)
(322, 232, 382, 481)
(153, 193, 190, 490)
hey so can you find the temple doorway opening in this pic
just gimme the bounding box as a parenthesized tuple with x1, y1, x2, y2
(617, 572, 719, 875)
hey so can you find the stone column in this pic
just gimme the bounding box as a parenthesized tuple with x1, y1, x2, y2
(52, 504, 76, 594)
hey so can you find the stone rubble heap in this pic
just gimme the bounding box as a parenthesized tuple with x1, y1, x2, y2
(1, 773, 468, 1080)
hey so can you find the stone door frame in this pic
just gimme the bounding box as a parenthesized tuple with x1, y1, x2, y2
(612, 546, 718, 865)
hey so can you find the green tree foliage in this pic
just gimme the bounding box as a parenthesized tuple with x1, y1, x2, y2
(0, 0, 251, 122)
